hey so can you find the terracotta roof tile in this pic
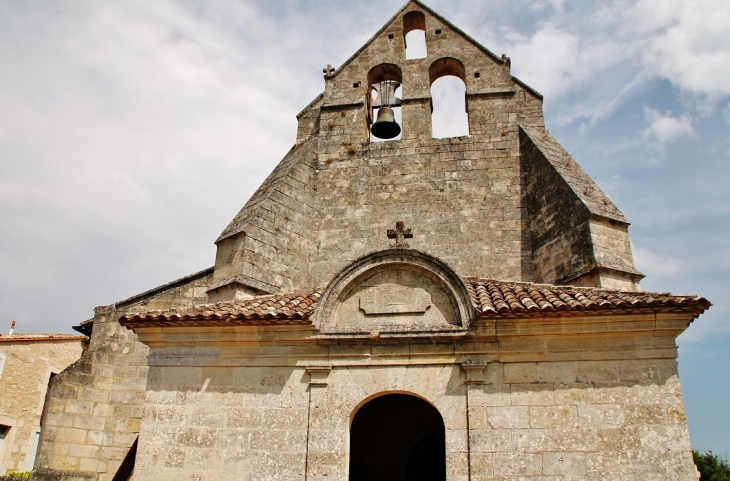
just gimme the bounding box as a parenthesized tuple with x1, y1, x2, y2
(464, 278, 711, 319)
(119, 290, 323, 329)
(119, 279, 711, 330)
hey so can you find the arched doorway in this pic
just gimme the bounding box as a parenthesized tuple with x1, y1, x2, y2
(349, 394, 446, 481)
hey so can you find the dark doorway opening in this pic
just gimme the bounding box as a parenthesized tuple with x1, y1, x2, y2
(349, 394, 446, 481)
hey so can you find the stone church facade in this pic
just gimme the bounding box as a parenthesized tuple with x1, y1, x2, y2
(32, 2, 710, 480)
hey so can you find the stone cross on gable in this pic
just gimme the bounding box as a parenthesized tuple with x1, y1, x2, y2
(387, 221, 413, 248)
(323, 64, 336, 78)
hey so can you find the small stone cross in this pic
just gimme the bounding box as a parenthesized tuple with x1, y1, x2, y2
(323, 64, 335, 78)
(387, 221, 413, 248)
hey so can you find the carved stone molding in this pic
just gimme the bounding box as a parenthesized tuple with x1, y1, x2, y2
(461, 361, 487, 385)
(312, 248, 476, 334)
(306, 366, 332, 387)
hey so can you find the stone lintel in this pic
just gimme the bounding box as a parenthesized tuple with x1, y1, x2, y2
(320, 101, 365, 111)
(400, 96, 431, 104)
(465, 88, 516, 99)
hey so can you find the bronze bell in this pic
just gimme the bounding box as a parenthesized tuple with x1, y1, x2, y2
(371, 106, 401, 139)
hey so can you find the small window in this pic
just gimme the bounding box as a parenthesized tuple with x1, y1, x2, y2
(405, 30, 427, 59)
(0, 353, 6, 379)
(40, 372, 57, 427)
(0, 425, 8, 455)
(29, 429, 41, 471)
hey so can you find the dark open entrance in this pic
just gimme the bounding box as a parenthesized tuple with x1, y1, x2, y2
(349, 394, 446, 481)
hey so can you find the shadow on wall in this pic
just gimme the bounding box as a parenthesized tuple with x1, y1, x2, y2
(146, 364, 304, 396)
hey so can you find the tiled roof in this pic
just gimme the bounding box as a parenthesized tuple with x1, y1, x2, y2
(465, 278, 710, 319)
(119, 279, 710, 329)
(0, 333, 88, 342)
(119, 290, 322, 329)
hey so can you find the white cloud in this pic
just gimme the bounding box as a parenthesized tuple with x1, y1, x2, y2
(505, 25, 580, 98)
(723, 103, 730, 124)
(678, 306, 730, 343)
(628, 0, 730, 97)
(642, 106, 697, 145)
(632, 243, 683, 277)
(449, 0, 730, 124)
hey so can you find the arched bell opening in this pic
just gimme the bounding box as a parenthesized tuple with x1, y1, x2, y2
(429, 57, 469, 139)
(403, 11, 427, 60)
(349, 393, 446, 481)
(367, 63, 403, 142)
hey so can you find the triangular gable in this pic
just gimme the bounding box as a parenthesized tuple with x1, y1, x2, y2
(327, 0, 542, 99)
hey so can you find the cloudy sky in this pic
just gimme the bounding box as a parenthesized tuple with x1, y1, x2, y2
(1, 0, 728, 456)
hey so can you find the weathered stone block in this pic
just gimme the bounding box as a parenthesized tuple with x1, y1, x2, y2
(488, 406, 530, 429)
(542, 451, 586, 475)
(577, 404, 624, 429)
(175, 428, 217, 448)
(511, 383, 555, 406)
(54, 429, 87, 445)
(503, 362, 538, 383)
(492, 452, 542, 476)
(529, 405, 576, 428)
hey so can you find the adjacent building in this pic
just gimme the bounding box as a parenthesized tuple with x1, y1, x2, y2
(0, 333, 86, 476)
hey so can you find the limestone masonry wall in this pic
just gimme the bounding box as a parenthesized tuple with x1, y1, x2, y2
(33, 270, 213, 481)
(127, 325, 695, 481)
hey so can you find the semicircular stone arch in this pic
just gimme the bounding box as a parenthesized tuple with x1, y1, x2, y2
(305, 365, 468, 481)
(349, 393, 446, 481)
(428, 57, 466, 85)
(313, 249, 475, 332)
(403, 10, 427, 60)
(367, 63, 403, 86)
